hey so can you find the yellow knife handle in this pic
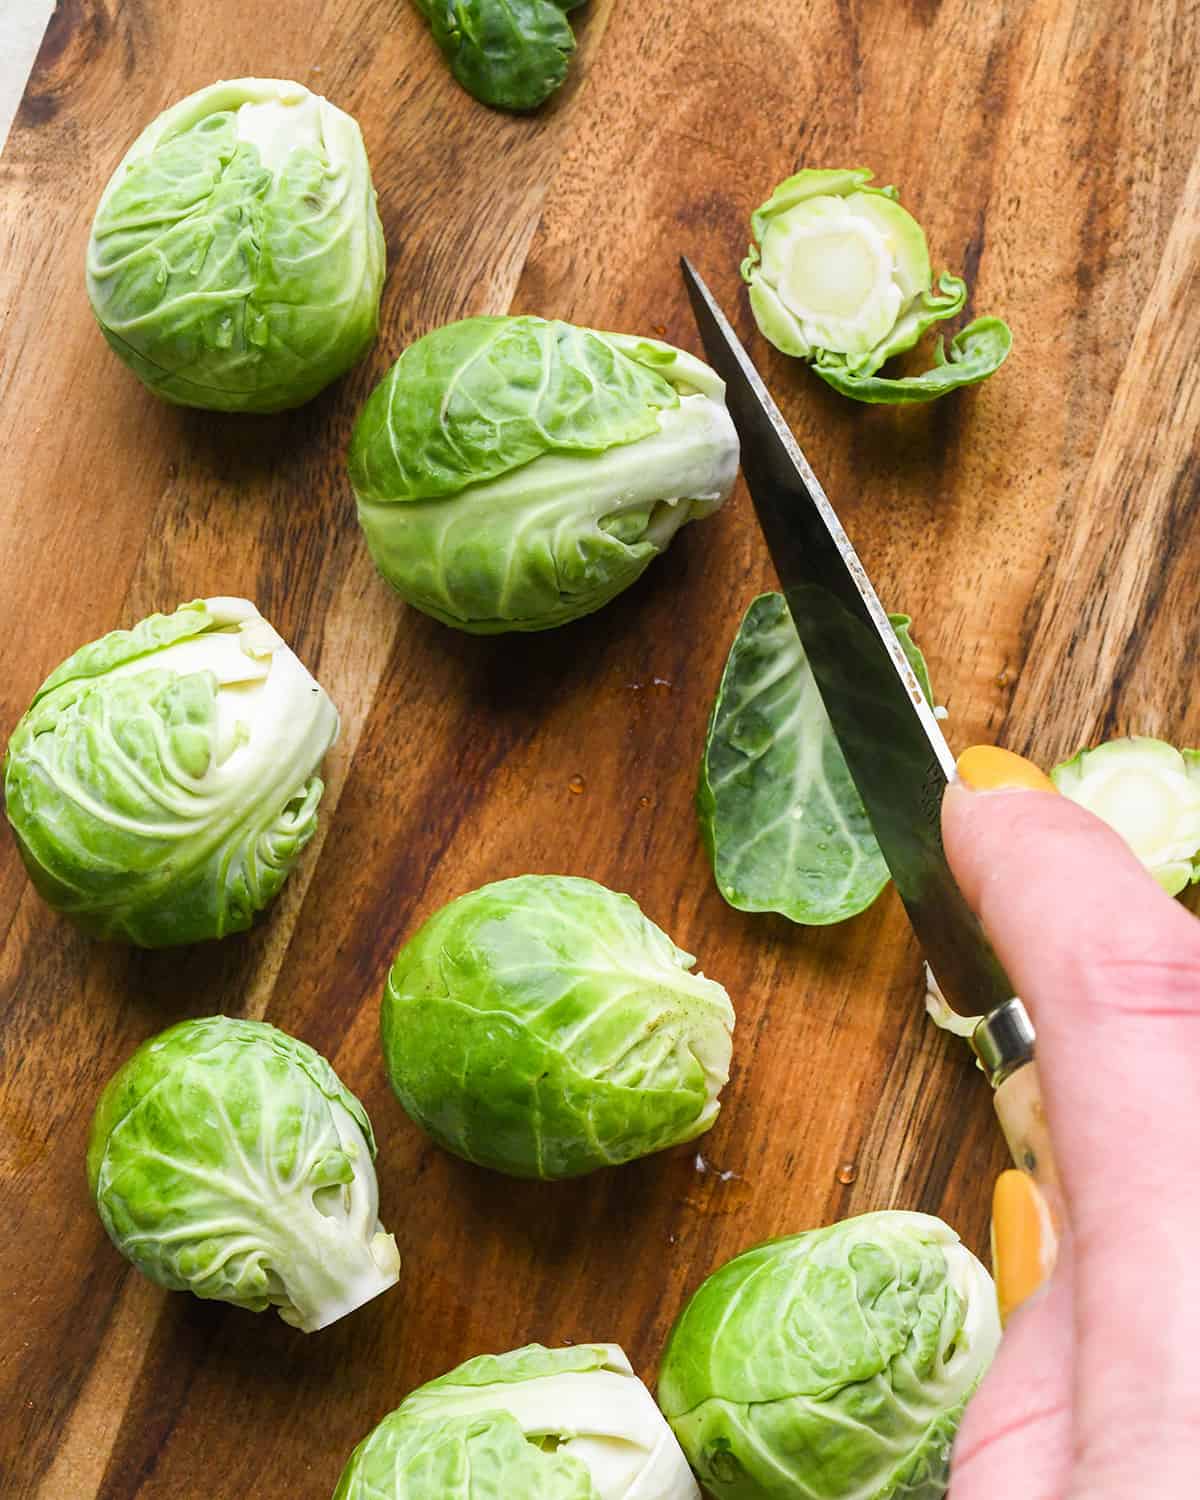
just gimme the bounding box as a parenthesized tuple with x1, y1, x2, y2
(973, 1001, 1065, 1322)
(991, 1064, 1063, 1321)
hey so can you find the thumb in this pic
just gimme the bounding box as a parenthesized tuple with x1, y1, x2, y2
(942, 747, 1200, 1482)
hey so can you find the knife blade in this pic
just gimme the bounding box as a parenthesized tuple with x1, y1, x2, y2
(680, 256, 1013, 1021)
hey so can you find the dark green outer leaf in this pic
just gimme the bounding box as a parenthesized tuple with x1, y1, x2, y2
(698, 594, 932, 925)
(416, 0, 584, 113)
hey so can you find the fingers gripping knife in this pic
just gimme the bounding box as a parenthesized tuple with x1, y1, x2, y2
(681, 258, 1062, 1311)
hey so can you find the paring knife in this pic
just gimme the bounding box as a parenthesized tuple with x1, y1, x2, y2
(681, 257, 1062, 1287)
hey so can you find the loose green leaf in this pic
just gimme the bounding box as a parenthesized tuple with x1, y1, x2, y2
(89, 1017, 400, 1331)
(414, 0, 586, 112)
(381, 874, 734, 1178)
(348, 316, 738, 632)
(334, 1342, 699, 1498)
(814, 317, 1013, 404)
(742, 167, 1011, 404)
(86, 79, 385, 412)
(657, 1212, 1001, 1500)
(1052, 735, 1200, 896)
(698, 594, 933, 925)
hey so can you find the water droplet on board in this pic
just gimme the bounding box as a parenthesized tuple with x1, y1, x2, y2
(651, 677, 672, 691)
(568, 775, 585, 795)
(837, 1161, 858, 1185)
(638, 795, 652, 808)
(996, 666, 1012, 688)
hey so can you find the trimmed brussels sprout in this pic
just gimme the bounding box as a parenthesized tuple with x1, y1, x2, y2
(381, 874, 734, 1178)
(1052, 735, 1200, 896)
(2, 597, 338, 947)
(742, 168, 1011, 404)
(698, 593, 933, 924)
(88, 1016, 400, 1331)
(348, 316, 739, 632)
(334, 1343, 699, 1499)
(415, 0, 586, 112)
(86, 78, 385, 412)
(658, 1212, 1001, 1500)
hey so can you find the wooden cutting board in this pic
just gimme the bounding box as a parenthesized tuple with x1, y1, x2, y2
(2, 2, 1199, 1495)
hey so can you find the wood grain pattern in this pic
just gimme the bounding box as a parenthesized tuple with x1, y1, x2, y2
(1, 1, 1198, 1495)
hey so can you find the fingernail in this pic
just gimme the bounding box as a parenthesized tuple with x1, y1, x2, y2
(991, 1169, 1056, 1324)
(956, 745, 1056, 794)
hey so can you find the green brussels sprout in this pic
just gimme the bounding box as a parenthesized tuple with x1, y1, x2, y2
(699, 593, 933, 924)
(1052, 735, 1200, 896)
(742, 169, 1011, 404)
(415, 0, 586, 112)
(88, 1016, 400, 1331)
(86, 78, 385, 412)
(381, 874, 735, 1178)
(2, 597, 338, 947)
(658, 1212, 1001, 1500)
(348, 316, 739, 632)
(333, 1342, 699, 1499)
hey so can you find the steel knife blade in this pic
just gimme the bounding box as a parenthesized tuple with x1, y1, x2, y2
(681, 256, 1014, 1019)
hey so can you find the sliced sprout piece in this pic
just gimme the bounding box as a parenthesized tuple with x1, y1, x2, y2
(657, 1212, 1001, 1500)
(742, 167, 1011, 404)
(697, 593, 934, 924)
(1051, 735, 1200, 896)
(88, 1017, 400, 1332)
(924, 963, 984, 1042)
(348, 316, 738, 633)
(2, 597, 339, 947)
(333, 1342, 700, 1499)
(414, 0, 587, 112)
(86, 78, 385, 412)
(381, 874, 734, 1178)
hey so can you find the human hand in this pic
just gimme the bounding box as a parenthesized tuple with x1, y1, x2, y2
(942, 747, 1200, 1499)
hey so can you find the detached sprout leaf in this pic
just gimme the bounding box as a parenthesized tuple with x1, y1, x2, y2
(348, 316, 739, 633)
(88, 1017, 400, 1332)
(381, 875, 735, 1178)
(2, 597, 339, 946)
(86, 78, 386, 411)
(698, 593, 933, 924)
(815, 317, 1013, 405)
(333, 1343, 699, 1498)
(742, 168, 1011, 404)
(924, 964, 984, 1042)
(415, 0, 587, 112)
(657, 1212, 1001, 1500)
(1052, 735, 1200, 896)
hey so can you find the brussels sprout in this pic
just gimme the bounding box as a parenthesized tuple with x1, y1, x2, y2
(698, 593, 933, 924)
(658, 1212, 1001, 1500)
(88, 1016, 400, 1331)
(2, 597, 338, 947)
(348, 316, 739, 632)
(381, 874, 734, 1178)
(415, 0, 586, 112)
(86, 78, 385, 412)
(334, 1342, 699, 1499)
(1052, 735, 1200, 896)
(742, 168, 1011, 404)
